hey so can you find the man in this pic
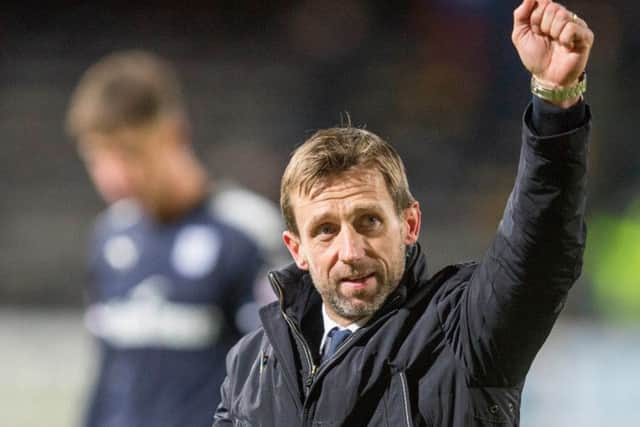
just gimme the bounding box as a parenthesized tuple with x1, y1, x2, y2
(213, 1, 594, 426)
(66, 51, 283, 427)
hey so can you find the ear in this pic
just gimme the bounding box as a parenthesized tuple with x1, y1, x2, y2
(282, 230, 309, 270)
(402, 201, 422, 245)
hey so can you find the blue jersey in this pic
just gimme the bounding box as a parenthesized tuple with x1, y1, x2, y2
(84, 194, 264, 427)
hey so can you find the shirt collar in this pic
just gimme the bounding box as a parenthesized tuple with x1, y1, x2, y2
(319, 304, 370, 353)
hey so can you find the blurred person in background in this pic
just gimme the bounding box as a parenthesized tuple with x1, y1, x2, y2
(213, 1, 594, 426)
(66, 50, 283, 427)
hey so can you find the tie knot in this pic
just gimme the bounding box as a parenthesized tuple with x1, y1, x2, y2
(328, 327, 352, 341)
(322, 327, 352, 362)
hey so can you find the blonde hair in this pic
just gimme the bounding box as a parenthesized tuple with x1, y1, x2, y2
(66, 50, 184, 138)
(281, 127, 415, 234)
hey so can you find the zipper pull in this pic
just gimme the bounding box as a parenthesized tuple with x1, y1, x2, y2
(305, 364, 317, 388)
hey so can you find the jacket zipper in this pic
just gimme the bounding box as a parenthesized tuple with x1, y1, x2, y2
(399, 371, 414, 427)
(268, 273, 317, 392)
(269, 273, 319, 426)
(283, 312, 317, 390)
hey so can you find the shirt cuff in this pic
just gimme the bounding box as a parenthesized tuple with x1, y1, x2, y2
(530, 96, 587, 136)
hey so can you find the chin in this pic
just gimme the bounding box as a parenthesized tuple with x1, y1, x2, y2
(333, 297, 380, 320)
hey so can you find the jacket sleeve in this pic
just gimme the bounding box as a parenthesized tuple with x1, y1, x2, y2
(212, 349, 237, 426)
(212, 379, 233, 426)
(212, 329, 265, 426)
(450, 100, 591, 386)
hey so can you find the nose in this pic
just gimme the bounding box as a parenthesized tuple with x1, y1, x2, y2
(337, 226, 365, 264)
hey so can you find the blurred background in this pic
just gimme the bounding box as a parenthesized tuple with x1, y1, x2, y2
(1, 0, 638, 425)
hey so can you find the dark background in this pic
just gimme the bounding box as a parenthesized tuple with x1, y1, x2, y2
(1, 0, 636, 311)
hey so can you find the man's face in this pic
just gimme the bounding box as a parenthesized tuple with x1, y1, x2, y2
(78, 126, 166, 207)
(78, 136, 138, 204)
(283, 167, 421, 326)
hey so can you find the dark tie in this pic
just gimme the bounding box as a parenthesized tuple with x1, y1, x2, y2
(322, 327, 352, 363)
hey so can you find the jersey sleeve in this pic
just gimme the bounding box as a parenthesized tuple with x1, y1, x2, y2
(223, 229, 266, 335)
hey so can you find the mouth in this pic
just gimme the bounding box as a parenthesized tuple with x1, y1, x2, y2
(340, 273, 376, 291)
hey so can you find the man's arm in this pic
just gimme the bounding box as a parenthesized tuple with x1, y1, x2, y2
(442, 0, 594, 386)
(212, 375, 234, 426)
(212, 336, 247, 426)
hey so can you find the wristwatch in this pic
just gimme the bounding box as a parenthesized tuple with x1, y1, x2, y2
(531, 72, 587, 103)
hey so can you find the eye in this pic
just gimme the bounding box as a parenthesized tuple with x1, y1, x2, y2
(358, 214, 382, 231)
(313, 223, 338, 238)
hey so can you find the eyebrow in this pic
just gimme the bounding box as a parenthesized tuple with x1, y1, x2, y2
(306, 203, 385, 228)
(351, 203, 384, 216)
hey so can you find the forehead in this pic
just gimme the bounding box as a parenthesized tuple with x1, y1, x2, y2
(292, 168, 394, 219)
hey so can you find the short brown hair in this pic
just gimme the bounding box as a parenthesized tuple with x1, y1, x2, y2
(66, 50, 184, 138)
(281, 127, 415, 234)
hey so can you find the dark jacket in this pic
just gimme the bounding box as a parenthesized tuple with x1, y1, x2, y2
(213, 102, 591, 427)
